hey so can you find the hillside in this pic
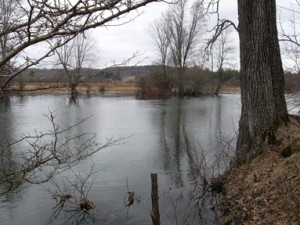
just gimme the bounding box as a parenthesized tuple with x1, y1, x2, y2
(16, 66, 154, 83)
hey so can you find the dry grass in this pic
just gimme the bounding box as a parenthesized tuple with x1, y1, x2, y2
(219, 85, 240, 94)
(77, 82, 138, 93)
(7, 82, 139, 95)
(7, 82, 241, 96)
(222, 117, 300, 225)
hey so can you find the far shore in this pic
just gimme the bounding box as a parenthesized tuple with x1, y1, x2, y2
(2, 82, 241, 96)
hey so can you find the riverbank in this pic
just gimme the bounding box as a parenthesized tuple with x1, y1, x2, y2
(5, 82, 139, 95)
(3, 82, 241, 96)
(221, 116, 300, 224)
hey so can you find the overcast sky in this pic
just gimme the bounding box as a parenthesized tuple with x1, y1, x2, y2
(86, 0, 300, 69)
(29, 0, 297, 70)
(90, 1, 239, 68)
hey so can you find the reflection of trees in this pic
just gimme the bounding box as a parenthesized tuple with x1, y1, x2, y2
(154, 97, 229, 224)
(0, 96, 25, 206)
(165, 185, 223, 225)
(0, 143, 19, 196)
(0, 96, 12, 144)
(0, 95, 10, 108)
(157, 98, 189, 188)
(46, 167, 97, 225)
(48, 204, 95, 225)
(155, 96, 234, 186)
(212, 97, 224, 157)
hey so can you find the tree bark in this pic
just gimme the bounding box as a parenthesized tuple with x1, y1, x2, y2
(236, 0, 289, 163)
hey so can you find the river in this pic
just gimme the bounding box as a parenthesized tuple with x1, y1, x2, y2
(0, 94, 241, 225)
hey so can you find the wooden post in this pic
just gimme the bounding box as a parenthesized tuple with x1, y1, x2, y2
(150, 172, 161, 225)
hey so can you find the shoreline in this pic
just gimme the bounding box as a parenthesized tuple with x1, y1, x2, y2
(1, 82, 241, 97)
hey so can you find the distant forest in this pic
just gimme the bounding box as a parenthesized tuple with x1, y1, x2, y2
(15, 66, 154, 83)
(13, 66, 300, 94)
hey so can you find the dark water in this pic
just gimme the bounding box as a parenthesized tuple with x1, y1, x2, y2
(0, 94, 241, 225)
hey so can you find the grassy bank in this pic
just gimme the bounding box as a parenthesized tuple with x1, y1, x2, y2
(222, 116, 300, 225)
(5, 82, 240, 96)
(6, 82, 139, 95)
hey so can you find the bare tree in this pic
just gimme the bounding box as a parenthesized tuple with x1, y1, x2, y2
(168, 0, 206, 95)
(0, 0, 24, 88)
(279, 3, 300, 73)
(150, 17, 171, 69)
(147, 18, 173, 93)
(211, 28, 235, 95)
(0, 0, 166, 93)
(0, 111, 123, 196)
(277, 3, 300, 112)
(53, 34, 97, 100)
(150, 0, 206, 96)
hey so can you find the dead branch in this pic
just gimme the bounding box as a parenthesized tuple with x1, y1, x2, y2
(46, 166, 97, 224)
(0, 0, 175, 92)
(0, 110, 124, 195)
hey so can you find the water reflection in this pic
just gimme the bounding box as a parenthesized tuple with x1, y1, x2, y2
(149, 97, 237, 224)
(0, 96, 27, 206)
(0, 96, 11, 108)
(0, 94, 241, 225)
(47, 198, 96, 225)
(152, 97, 239, 188)
(156, 99, 185, 187)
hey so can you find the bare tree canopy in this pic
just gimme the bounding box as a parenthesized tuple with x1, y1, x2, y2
(279, 2, 300, 73)
(167, 0, 206, 69)
(53, 34, 97, 99)
(0, 0, 164, 93)
(210, 28, 235, 95)
(149, 0, 207, 95)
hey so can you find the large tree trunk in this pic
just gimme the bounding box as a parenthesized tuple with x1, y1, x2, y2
(236, 0, 289, 163)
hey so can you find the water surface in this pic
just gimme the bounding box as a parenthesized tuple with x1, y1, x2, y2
(0, 94, 241, 225)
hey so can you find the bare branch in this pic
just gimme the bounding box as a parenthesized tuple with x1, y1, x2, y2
(279, 3, 300, 72)
(206, 19, 238, 54)
(0, 0, 173, 92)
(150, 0, 207, 95)
(45, 165, 98, 224)
(0, 110, 125, 195)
